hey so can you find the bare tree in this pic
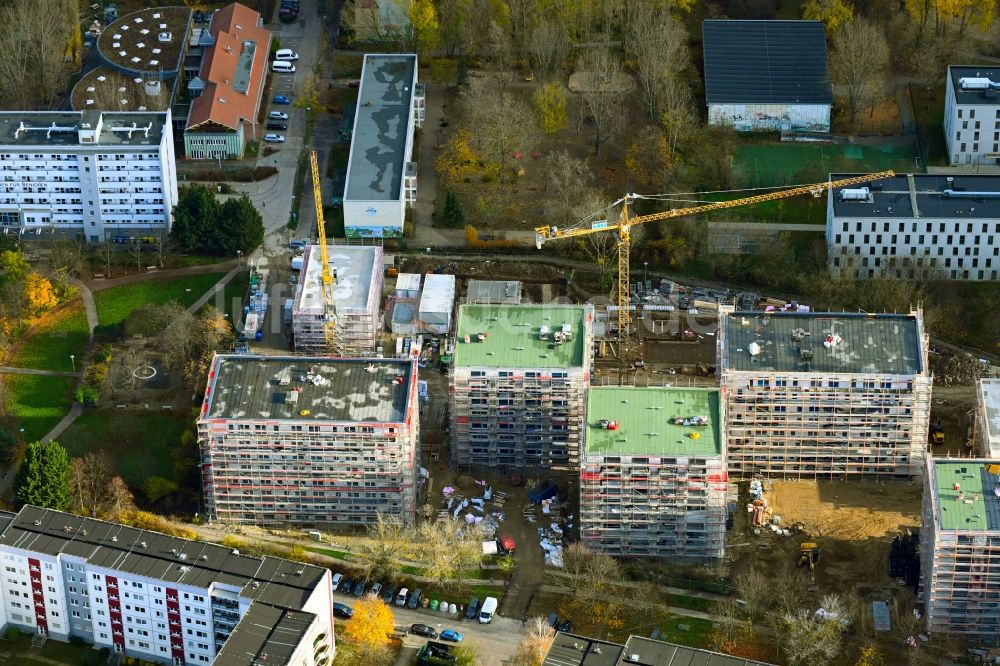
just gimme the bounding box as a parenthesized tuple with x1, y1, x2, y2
(0, 0, 76, 108)
(416, 520, 485, 590)
(69, 452, 115, 516)
(779, 594, 851, 666)
(576, 49, 626, 156)
(105, 476, 135, 521)
(733, 569, 772, 622)
(625, 4, 689, 119)
(527, 21, 569, 79)
(543, 151, 590, 226)
(830, 19, 890, 126)
(512, 616, 555, 666)
(484, 21, 516, 91)
(660, 77, 698, 161)
(504, 0, 536, 51)
(437, 0, 470, 57)
(461, 83, 535, 181)
(360, 513, 407, 582)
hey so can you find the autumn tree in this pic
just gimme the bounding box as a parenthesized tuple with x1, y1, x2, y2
(24, 272, 58, 316)
(534, 82, 568, 136)
(803, 0, 854, 33)
(437, 0, 470, 57)
(512, 616, 555, 666)
(576, 49, 626, 156)
(416, 520, 484, 590)
(16, 441, 71, 510)
(830, 19, 890, 125)
(436, 128, 481, 182)
(106, 476, 136, 521)
(461, 83, 535, 180)
(626, 3, 690, 119)
(344, 596, 395, 652)
(408, 0, 440, 53)
(359, 513, 407, 582)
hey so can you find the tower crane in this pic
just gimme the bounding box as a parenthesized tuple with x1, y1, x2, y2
(308, 150, 337, 353)
(534, 171, 896, 359)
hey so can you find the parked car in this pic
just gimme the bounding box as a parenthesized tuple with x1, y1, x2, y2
(407, 588, 422, 609)
(274, 48, 299, 61)
(273, 94, 291, 105)
(440, 629, 463, 643)
(353, 581, 367, 598)
(410, 624, 437, 638)
(556, 619, 574, 633)
(332, 603, 353, 620)
(331, 572, 343, 588)
(395, 588, 409, 606)
(546, 613, 558, 628)
(271, 61, 295, 73)
(266, 121, 287, 131)
(269, 111, 289, 120)
(382, 586, 397, 605)
(465, 598, 480, 620)
(338, 579, 353, 595)
(264, 133, 285, 143)
(368, 582, 383, 598)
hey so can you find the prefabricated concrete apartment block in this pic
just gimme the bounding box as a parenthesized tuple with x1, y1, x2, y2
(199, 354, 420, 527)
(977, 379, 1000, 458)
(0, 505, 335, 665)
(717, 306, 931, 478)
(921, 459, 1000, 640)
(580, 386, 727, 560)
(291, 244, 383, 356)
(450, 304, 594, 469)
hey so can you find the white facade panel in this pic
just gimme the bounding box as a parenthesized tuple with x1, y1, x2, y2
(708, 102, 830, 132)
(343, 199, 405, 239)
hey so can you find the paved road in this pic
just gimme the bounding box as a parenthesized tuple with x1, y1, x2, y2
(334, 592, 523, 666)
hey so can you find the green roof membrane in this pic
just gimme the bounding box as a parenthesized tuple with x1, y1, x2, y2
(585, 387, 722, 457)
(453, 304, 589, 369)
(935, 461, 1000, 532)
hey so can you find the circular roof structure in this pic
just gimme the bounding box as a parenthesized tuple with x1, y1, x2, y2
(97, 6, 191, 77)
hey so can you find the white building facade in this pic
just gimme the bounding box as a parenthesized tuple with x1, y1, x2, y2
(0, 505, 335, 665)
(343, 54, 424, 239)
(827, 173, 1000, 281)
(944, 66, 1000, 166)
(0, 111, 178, 243)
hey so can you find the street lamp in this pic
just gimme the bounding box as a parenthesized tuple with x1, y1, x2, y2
(237, 249, 242, 265)
(643, 261, 648, 287)
(70, 354, 75, 373)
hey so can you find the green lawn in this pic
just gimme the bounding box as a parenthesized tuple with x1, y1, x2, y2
(10, 301, 89, 372)
(58, 410, 190, 488)
(4, 375, 75, 443)
(0, 630, 107, 665)
(308, 546, 350, 560)
(202, 268, 248, 321)
(95, 273, 227, 326)
(734, 142, 919, 188)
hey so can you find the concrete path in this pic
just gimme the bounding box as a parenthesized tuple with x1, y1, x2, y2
(0, 367, 78, 377)
(185, 264, 250, 315)
(84, 259, 240, 293)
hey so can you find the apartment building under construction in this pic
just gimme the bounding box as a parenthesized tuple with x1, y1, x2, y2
(291, 244, 383, 355)
(450, 304, 594, 469)
(580, 386, 727, 559)
(717, 306, 932, 478)
(921, 459, 1000, 640)
(198, 354, 420, 527)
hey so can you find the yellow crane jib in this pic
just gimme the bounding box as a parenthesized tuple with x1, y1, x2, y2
(533, 171, 896, 355)
(308, 150, 338, 353)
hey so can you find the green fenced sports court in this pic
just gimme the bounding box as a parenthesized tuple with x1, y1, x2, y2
(734, 142, 921, 188)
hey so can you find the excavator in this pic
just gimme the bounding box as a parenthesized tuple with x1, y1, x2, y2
(798, 542, 821, 570)
(930, 422, 945, 446)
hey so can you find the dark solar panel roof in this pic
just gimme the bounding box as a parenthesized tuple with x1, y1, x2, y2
(214, 603, 317, 666)
(702, 20, 832, 105)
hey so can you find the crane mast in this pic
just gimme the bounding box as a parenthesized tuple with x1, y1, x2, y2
(309, 150, 337, 353)
(535, 171, 896, 362)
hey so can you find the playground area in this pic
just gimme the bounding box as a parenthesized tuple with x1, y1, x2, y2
(734, 141, 921, 187)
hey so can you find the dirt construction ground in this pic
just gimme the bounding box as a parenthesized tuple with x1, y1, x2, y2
(735, 480, 922, 598)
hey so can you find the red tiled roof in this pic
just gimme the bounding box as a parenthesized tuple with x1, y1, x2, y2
(186, 3, 271, 132)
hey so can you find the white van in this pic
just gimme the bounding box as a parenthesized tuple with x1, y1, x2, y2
(479, 596, 498, 624)
(272, 61, 295, 74)
(395, 588, 409, 606)
(274, 49, 299, 61)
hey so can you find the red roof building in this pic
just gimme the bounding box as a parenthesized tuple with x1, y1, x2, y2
(184, 3, 271, 158)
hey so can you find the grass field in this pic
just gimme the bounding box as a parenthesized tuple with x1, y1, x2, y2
(9, 301, 89, 372)
(734, 142, 920, 188)
(202, 269, 248, 321)
(58, 410, 190, 488)
(0, 630, 104, 665)
(95, 273, 227, 326)
(4, 375, 75, 443)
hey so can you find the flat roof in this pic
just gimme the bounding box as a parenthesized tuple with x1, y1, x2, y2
(0, 111, 166, 147)
(723, 311, 924, 375)
(293, 244, 380, 316)
(454, 304, 591, 369)
(948, 65, 1000, 105)
(419, 273, 456, 316)
(72, 67, 173, 112)
(214, 602, 317, 666)
(979, 379, 1000, 456)
(702, 20, 831, 105)
(345, 54, 417, 201)
(98, 6, 191, 74)
(542, 632, 623, 666)
(204, 354, 413, 422)
(830, 173, 1000, 219)
(586, 387, 722, 457)
(466, 279, 523, 304)
(933, 461, 1000, 532)
(0, 505, 326, 609)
